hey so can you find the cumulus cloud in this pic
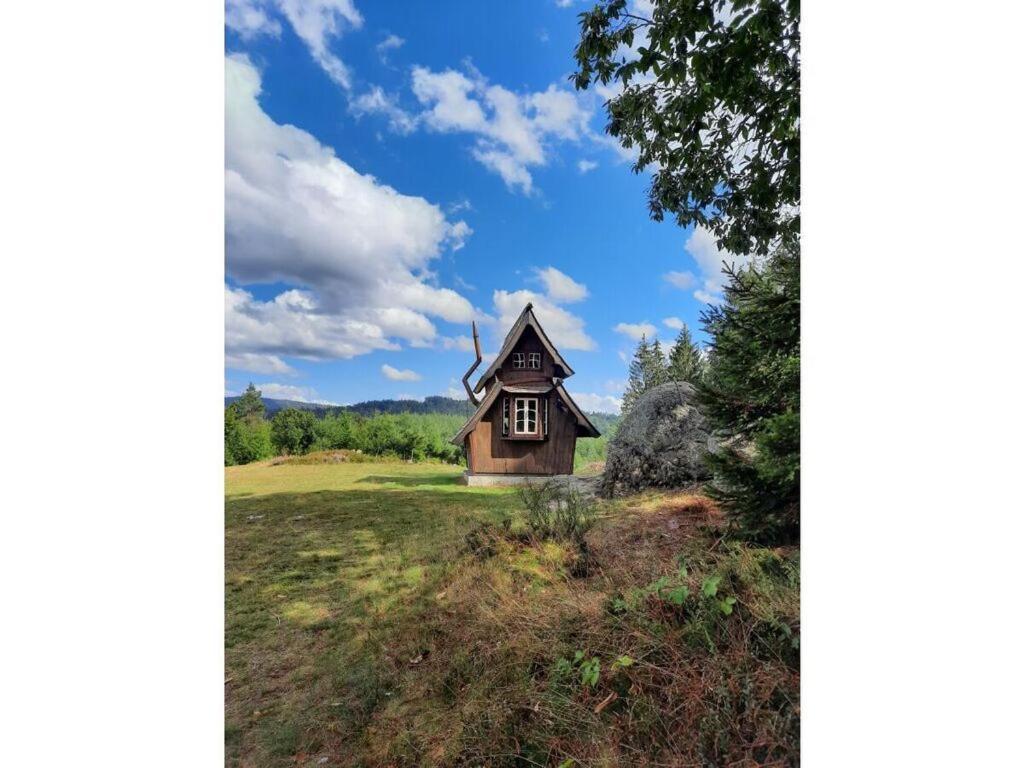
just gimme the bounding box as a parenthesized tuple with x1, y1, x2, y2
(225, 1, 364, 89)
(614, 322, 657, 341)
(494, 290, 595, 351)
(679, 225, 753, 303)
(572, 392, 622, 414)
(225, 55, 478, 364)
(409, 66, 593, 194)
(535, 267, 588, 303)
(577, 159, 598, 174)
(225, 352, 297, 376)
(442, 335, 475, 352)
(381, 364, 422, 381)
(663, 317, 685, 331)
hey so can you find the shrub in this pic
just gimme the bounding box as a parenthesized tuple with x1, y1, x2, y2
(270, 408, 318, 456)
(518, 482, 596, 543)
(224, 406, 273, 465)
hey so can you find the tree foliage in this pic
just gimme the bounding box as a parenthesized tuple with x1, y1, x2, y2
(622, 334, 669, 414)
(666, 323, 705, 383)
(224, 404, 273, 465)
(270, 408, 320, 456)
(698, 242, 799, 541)
(233, 382, 267, 422)
(573, 0, 800, 256)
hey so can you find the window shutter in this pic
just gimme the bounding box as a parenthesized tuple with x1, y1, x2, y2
(543, 397, 549, 437)
(502, 397, 509, 437)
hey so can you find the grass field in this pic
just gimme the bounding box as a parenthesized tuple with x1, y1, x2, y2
(226, 460, 799, 767)
(225, 460, 521, 765)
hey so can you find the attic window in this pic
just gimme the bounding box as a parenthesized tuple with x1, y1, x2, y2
(512, 352, 526, 368)
(528, 352, 541, 369)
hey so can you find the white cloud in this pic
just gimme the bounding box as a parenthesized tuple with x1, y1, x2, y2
(349, 87, 418, 134)
(663, 316, 685, 331)
(682, 226, 752, 304)
(493, 290, 596, 351)
(555, 0, 576, 7)
(577, 159, 598, 174)
(381, 364, 422, 381)
(410, 66, 593, 194)
(225, 1, 364, 89)
(573, 392, 622, 414)
(225, 55, 478, 364)
(535, 266, 588, 303)
(225, 0, 282, 38)
(442, 335, 475, 352)
(664, 270, 697, 290)
(614, 322, 657, 341)
(376, 33, 404, 63)
(225, 352, 297, 375)
(252, 382, 337, 404)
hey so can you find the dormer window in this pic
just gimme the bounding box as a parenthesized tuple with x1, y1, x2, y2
(528, 352, 541, 369)
(512, 352, 526, 368)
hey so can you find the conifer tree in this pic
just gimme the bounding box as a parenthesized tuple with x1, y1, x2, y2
(622, 335, 669, 415)
(667, 324, 705, 384)
(233, 382, 266, 423)
(698, 242, 800, 542)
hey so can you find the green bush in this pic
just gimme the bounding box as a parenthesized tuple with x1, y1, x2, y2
(270, 408, 319, 456)
(224, 406, 273, 465)
(518, 481, 596, 543)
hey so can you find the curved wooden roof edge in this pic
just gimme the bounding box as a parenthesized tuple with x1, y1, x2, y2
(472, 303, 575, 394)
(555, 383, 601, 438)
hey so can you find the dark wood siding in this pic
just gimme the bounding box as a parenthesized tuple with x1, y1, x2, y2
(466, 390, 577, 475)
(481, 326, 566, 392)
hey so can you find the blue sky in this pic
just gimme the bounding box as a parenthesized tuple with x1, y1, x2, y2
(224, 0, 733, 413)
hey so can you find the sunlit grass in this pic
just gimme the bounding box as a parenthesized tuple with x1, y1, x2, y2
(225, 460, 519, 767)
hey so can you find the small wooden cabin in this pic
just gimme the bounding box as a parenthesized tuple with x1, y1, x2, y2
(452, 303, 599, 477)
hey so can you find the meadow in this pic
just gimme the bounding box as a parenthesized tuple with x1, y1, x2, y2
(226, 460, 799, 767)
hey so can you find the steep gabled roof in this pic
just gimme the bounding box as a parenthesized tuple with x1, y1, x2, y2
(555, 384, 600, 438)
(451, 381, 504, 445)
(473, 303, 575, 394)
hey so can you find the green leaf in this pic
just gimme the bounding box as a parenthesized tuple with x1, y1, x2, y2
(612, 655, 634, 669)
(573, 650, 585, 664)
(718, 596, 737, 615)
(580, 658, 601, 688)
(665, 585, 689, 606)
(702, 575, 722, 598)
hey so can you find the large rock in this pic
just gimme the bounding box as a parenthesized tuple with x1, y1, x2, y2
(601, 382, 714, 496)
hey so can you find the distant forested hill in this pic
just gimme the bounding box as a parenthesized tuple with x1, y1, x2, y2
(224, 394, 620, 428)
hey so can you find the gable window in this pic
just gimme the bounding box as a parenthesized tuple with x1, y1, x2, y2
(528, 352, 541, 369)
(512, 352, 526, 369)
(513, 397, 538, 435)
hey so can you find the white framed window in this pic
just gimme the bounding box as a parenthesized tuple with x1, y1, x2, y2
(528, 352, 541, 369)
(512, 352, 526, 369)
(514, 397, 538, 435)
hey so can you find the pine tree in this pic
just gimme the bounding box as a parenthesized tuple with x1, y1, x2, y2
(646, 339, 669, 388)
(698, 242, 800, 543)
(667, 324, 704, 384)
(233, 382, 266, 423)
(622, 335, 669, 415)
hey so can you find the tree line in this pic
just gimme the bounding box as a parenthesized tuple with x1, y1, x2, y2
(225, 384, 465, 466)
(621, 324, 705, 415)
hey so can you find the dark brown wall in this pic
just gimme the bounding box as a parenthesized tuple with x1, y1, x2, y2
(481, 327, 564, 391)
(467, 390, 577, 475)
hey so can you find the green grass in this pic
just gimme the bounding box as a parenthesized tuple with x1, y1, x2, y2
(225, 461, 798, 767)
(225, 460, 520, 766)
